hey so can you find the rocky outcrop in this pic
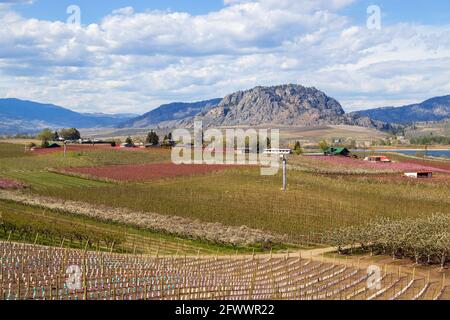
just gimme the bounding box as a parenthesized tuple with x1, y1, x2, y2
(191, 84, 346, 127)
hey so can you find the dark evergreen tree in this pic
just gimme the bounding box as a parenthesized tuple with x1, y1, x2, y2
(146, 130, 159, 145)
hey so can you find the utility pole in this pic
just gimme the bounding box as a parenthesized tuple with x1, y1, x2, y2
(63, 141, 67, 158)
(282, 154, 287, 191)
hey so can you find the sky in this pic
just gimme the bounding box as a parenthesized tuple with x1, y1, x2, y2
(0, 0, 450, 114)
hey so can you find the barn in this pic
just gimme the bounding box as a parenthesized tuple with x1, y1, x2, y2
(324, 147, 350, 157)
(404, 171, 433, 179)
(364, 155, 391, 163)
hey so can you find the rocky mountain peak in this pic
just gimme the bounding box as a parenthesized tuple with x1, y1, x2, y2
(194, 84, 346, 127)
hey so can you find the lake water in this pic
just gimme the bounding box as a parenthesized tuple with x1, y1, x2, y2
(354, 149, 450, 158)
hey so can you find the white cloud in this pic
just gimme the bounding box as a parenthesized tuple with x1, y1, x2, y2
(0, 0, 449, 114)
(111, 7, 134, 16)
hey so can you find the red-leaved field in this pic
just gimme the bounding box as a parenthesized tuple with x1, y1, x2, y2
(0, 178, 26, 190)
(307, 156, 450, 174)
(63, 163, 244, 181)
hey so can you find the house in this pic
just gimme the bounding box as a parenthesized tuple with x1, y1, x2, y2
(324, 147, 350, 157)
(404, 171, 433, 179)
(364, 155, 391, 163)
(120, 143, 135, 148)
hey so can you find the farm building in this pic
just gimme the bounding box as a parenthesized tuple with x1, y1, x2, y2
(404, 171, 433, 179)
(47, 143, 61, 149)
(364, 155, 391, 163)
(324, 147, 350, 157)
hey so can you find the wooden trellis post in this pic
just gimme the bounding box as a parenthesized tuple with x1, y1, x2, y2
(83, 258, 87, 301)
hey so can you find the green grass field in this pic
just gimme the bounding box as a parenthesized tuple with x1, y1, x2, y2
(1, 142, 449, 245)
(0, 143, 31, 159)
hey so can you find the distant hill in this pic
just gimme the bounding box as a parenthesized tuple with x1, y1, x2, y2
(118, 98, 222, 128)
(83, 112, 139, 119)
(0, 98, 137, 134)
(178, 84, 390, 130)
(353, 95, 450, 124)
(405, 118, 450, 138)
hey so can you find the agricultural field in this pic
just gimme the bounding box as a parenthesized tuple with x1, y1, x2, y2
(15, 168, 448, 241)
(0, 199, 250, 256)
(0, 142, 31, 159)
(61, 163, 244, 182)
(0, 178, 26, 189)
(279, 125, 388, 144)
(1, 142, 449, 241)
(290, 153, 450, 175)
(1, 141, 449, 301)
(2, 241, 449, 301)
(0, 142, 171, 172)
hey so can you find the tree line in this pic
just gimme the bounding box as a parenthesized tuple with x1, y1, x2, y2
(410, 135, 450, 145)
(37, 128, 81, 147)
(124, 131, 173, 147)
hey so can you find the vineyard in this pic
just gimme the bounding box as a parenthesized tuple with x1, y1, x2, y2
(1, 241, 449, 300)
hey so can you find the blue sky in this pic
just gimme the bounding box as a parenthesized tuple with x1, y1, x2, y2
(13, 0, 450, 26)
(1, 0, 450, 114)
(14, 0, 225, 23)
(342, 0, 450, 25)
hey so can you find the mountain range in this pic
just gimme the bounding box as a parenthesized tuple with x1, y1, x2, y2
(352, 95, 450, 123)
(118, 99, 221, 129)
(0, 98, 137, 135)
(1, 86, 449, 135)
